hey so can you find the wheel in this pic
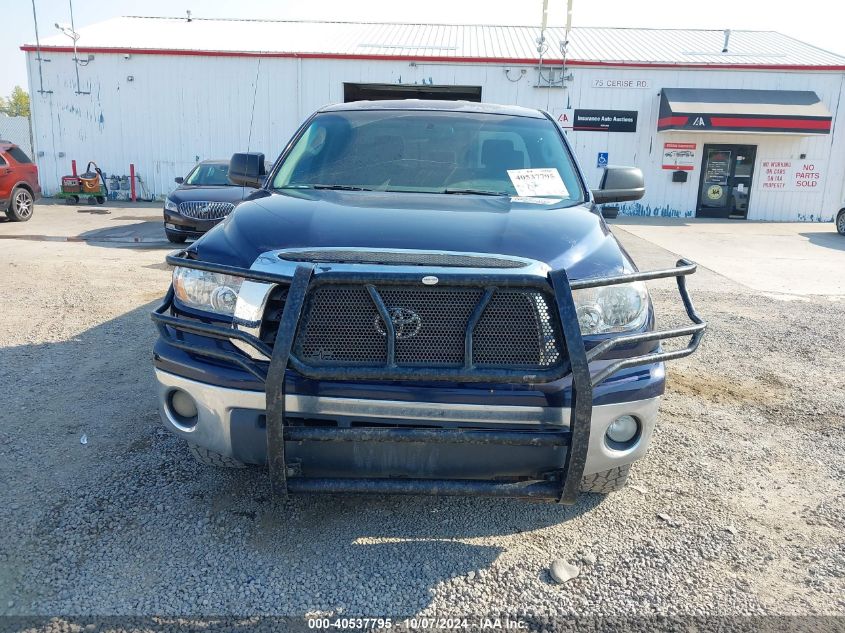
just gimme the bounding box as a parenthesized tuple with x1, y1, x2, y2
(165, 229, 187, 244)
(187, 443, 246, 468)
(580, 464, 631, 494)
(837, 209, 845, 236)
(6, 187, 34, 221)
(95, 196, 106, 205)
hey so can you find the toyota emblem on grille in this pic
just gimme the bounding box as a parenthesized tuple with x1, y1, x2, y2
(374, 307, 422, 339)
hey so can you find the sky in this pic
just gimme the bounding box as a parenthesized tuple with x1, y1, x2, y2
(3, 0, 845, 96)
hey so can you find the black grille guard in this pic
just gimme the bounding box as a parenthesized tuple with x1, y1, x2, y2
(152, 252, 706, 504)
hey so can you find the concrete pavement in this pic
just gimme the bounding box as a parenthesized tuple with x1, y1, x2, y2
(0, 198, 168, 245)
(612, 217, 845, 297)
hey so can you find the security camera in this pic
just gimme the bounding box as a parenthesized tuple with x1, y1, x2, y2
(123, 53, 131, 60)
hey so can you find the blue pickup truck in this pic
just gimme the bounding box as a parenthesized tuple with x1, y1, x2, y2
(152, 100, 706, 503)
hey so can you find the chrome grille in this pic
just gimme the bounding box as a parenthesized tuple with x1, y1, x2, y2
(177, 201, 235, 220)
(293, 284, 562, 369)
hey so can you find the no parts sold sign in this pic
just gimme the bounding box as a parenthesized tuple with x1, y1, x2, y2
(760, 159, 825, 192)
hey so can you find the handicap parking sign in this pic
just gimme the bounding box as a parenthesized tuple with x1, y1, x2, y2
(597, 152, 609, 168)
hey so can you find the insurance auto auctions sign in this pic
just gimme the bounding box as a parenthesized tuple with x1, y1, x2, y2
(760, 159, 826, 192)
(553, 109, 638, 132)
(572, 110, 638, 132)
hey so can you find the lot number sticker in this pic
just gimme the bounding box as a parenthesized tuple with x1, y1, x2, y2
(507, 168, 569, 197)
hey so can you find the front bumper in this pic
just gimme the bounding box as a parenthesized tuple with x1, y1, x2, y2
(163, 209, 221, 236)
(152, 253, 705, 503)
(157, 369, 660, 478)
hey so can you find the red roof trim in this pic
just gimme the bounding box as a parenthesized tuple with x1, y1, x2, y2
(710, 116, 831, 130)
(658, 116, 689, 128)
(19, 45, 845, 71)
(659, 116, 832, 133)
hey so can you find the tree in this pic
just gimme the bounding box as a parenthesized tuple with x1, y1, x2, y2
(0, 86, 30, 118)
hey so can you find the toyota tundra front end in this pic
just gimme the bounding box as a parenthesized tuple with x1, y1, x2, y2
(151, 101, 706, 503)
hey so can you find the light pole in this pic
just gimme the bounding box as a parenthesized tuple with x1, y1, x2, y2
(54, 22, 90, 95)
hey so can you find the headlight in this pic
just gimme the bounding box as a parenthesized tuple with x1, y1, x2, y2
(572, 281, 649, 335)
(172, 267, 244, 317)
(164, 197, 179, 212)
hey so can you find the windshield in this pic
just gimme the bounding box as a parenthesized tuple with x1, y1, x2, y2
(272, 110, 585, 200)
(185, 163, 232, 186)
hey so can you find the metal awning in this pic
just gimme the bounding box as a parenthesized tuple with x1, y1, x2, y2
(658, 88, 832, 134)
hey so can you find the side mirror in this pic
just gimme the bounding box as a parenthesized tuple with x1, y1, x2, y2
(591, 166, 645, 205)
(174, 176, 183, 184)
(228, 152, 266, 187)
(600, 205, 619, 219)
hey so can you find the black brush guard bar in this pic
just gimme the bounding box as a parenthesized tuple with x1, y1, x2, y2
(152, 253, 706, 504)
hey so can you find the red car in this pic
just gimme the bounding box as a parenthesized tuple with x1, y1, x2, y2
(0, 141, 41, 222)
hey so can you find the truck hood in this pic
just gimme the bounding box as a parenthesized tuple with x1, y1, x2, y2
(191, 189, 633, 278)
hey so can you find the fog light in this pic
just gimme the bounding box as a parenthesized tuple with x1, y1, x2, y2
(165, 223, 177, 229)
(170, 389, 198, 421)
(606, 415, 639, 444)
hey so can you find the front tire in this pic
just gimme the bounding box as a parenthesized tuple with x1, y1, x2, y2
(187, 443, 246, 468)
(6, 187, 34, 221)
(837, 209, 845, 236)
(166, 229, 188, 244)
(580, 464, 631, 494)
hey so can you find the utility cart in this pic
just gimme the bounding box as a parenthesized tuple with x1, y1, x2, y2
(59, 162, 108, 205)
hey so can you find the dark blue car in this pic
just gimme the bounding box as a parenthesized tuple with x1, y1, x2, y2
(152, 100, 706, 503)
(163, 159, 256, 244)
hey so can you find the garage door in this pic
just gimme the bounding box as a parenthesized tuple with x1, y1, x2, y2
(344, 83, 482, 103)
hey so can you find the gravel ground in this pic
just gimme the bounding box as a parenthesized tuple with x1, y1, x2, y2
(0, 225, 843, 624)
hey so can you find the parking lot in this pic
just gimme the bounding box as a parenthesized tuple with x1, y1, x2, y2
(1, 203, 843, 620)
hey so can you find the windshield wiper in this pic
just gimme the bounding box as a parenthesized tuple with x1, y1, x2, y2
(312, 184, 373, 191)
(278, 184, 373, 191)
(443, 188, 509, 196)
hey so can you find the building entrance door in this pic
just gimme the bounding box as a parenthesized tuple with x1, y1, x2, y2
(697, 144, 757, 218)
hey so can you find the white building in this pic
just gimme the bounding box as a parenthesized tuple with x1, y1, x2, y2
(23, 17, 845, 221)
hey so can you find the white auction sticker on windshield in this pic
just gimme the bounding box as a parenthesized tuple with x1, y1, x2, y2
(507, 168, 569, 197)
